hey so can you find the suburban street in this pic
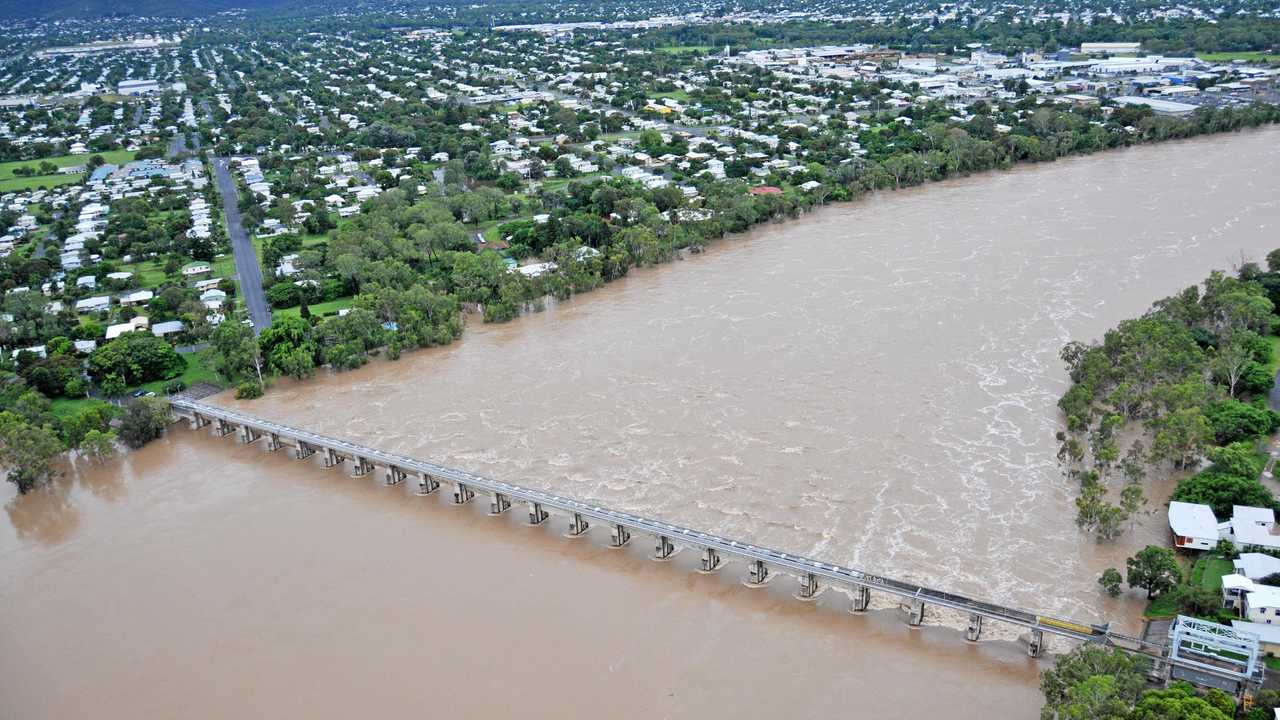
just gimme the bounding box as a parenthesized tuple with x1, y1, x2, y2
(211, 156, 272, 333)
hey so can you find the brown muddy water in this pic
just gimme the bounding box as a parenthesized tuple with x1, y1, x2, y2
(4, 127, 1280, 718)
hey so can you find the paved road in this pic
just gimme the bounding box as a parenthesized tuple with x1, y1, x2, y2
(211, 157, 272, 333)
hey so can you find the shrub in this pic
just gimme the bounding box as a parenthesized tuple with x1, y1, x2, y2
(235, 381, 264, 399)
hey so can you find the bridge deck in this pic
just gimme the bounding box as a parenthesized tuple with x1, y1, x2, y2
(172, 398, 1162, 654)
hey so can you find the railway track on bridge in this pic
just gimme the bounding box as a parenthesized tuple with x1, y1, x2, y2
(171, 397, 1201, 672)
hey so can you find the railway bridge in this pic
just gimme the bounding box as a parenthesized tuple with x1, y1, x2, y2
(168, 397, 1263, 695)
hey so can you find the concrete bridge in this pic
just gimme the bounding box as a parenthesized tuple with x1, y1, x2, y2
(167, 397, 1263, 692)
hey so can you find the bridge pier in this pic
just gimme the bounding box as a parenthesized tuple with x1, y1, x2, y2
(528, 502, 549, 525)
(654, 535, 675, 560)
(238, 424, 260, 444)
(966, 613, 983, 642)
(189, 412, 209, 431)
(1028, 630, 1046, 658)
(568, 512, 589, 536)
(294, 442, 315, 460)
(610, 524, 631, 547)
(700, 547, 721, 572)
(797, 572, 819, 600)
(416, 473, 440, 495)
(851, 586, 871, 613)
(213, 418, 234, 437)
(745, 559, 770, 586)
(490, 493, 511, 515)
(266, 433, 282, 452)
(385, 466, 407, 486)
(453, 483, 475, 505)
(350, 457, 373, 477)
(322, 448, 342, 468)
(907, 599, 925, 627)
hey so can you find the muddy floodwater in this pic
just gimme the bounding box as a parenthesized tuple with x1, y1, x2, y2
(5, 127, 1280, 718)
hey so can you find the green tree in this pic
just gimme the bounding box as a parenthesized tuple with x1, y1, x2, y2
(208, 321, 263, 384)
(1040, 645, 1148, 718)
(1098, 568, 1123, 597)
(1131, 682, 1231, 720)
(1125, 545, 1181, 598)
(88, 333, 186, 385)
(117, 398, 170, 449)
(80, 429, 117, 463)
(0, 410, 63, 493)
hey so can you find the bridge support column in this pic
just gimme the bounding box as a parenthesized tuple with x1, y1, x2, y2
(700, 547, 721, 572)
(266, 433, 282, 452)
(213, 418, 234, 437)
(851, 586, 871, 613)
(294, 442, 315, 460)
(907, 599, 925, 627)
(350, 457, 373, 477)
(238, 425, 259, 444)
(416, 473, 440, 495)
(610, 524, 631, 547)
(654, 535, 674, 560)
(385, 466, 406, 486)
(966, 613, 983, 642)
(1028, 630, 1045, 658)
(745, 559, 769, 586)
(453, 483, 475, 505)
(528, 502, 549, 525)
(190, 413, 209, 430)
(568, 512, 589, 536)
(797, 572, 819, 600)
(490, 493, 511, 515)
(323, 448, 342, 468)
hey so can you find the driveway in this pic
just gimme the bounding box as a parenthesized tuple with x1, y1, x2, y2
(212, 157, 272, 333)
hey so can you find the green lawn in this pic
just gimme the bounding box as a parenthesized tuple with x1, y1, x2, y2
(0, 173, 83, 192)
(1193, 556, 1234, 591)
(1266, 656, 1280, 671)
(277, 296, 353, 319)
(1144, 591, 1181, 618)
(652, 89, 692, 103)
(654, 45, 714, 55)
(1197, 51, 1280, 64)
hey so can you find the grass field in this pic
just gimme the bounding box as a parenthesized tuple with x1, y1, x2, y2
(654, 45, 714, 55)
(0, 150, 136, 193)
(0, 173, 83, 193)
(1192, 556, 1234, 591)
(652, 89, 692, 102)
(1197, 51, 1280, 64)
(277, 296, 354, 319)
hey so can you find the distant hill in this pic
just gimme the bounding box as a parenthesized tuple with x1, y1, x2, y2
(0, 0, 295, 19)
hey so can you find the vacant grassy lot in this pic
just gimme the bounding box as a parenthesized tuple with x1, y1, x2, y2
(1197, 51, 1280, 64)
(276, 296, 354, 319)
(0, 150, 137, 193)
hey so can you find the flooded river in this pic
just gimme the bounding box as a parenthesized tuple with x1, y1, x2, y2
(4, 127, 1280, 718)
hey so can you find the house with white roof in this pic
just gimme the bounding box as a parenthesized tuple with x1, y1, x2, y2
(1235, 553, 1280, 582)
(75, 295, 111, 314)
(1168, 501, 1222, 551)
(1227, 505, 1280, 551)
(105, 316, 150, 340)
